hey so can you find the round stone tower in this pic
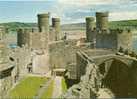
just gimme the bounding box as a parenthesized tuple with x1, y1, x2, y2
(86, 17, 95, 42)
(52, 18, 60, 41)
(37, 13, 50, 49)
(17, 28, 24, 47)
(37, 13, 50, 33)
(96, 12, 109, 30)
(24, 28, 31, 47)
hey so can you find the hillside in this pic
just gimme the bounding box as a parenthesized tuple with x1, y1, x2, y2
(1, 20, 137, 32)
(0, 22, 37, 31)
(62, 20, 137, 31)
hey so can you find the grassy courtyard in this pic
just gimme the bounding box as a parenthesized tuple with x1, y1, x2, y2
(61, 77, 67, 93)
(41, 80, 54, 99)
(10, 76, 48, 99)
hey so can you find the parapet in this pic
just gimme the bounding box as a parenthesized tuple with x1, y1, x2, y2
(52, 18, 60, 22)
(86, 17, 94, 21)
(109, 28, 131, 34)
(96, 12, 108, 17)
(37, 13, 50, 18)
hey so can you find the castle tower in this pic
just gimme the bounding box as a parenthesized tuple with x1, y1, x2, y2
(17, 28, 24, 47)
(52, 18, 61, 41)
(37, 13, 50, 49)
(86, 17, 95, 42)
(96, 12, 109, 30)
(24, 28, 31, 47)
(37, 13, 50, 32)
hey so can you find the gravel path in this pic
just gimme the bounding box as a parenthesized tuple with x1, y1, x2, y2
(52, 76, 62, 98)
(34, 78, 53, 99)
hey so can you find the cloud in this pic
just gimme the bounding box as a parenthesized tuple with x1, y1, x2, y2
(48, 0, 137, 24)
(58, 0, 133, 6)
(110, 11, 137, 21)
(58, 0, 112, 6)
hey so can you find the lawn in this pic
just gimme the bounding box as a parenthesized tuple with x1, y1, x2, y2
(10, 76, 47, 99)
(61, 78, 67, 93)
(41, 80, 54, 99)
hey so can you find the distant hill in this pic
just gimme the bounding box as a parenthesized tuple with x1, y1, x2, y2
(109, 20, 137, 29)
(0, 22, 37, 31)
(1, 20, 137, 32)
(61, 23, 86, 31)
(62, 20, 137, 31)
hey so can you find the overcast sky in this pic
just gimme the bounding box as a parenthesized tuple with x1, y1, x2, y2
(0, 0, 137, 24)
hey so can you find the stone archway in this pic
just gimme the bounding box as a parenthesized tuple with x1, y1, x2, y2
(100, 59, 136, 98)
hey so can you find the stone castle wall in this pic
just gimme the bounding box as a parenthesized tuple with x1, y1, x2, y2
(96, 29, 132, 50)
(48, 40, 78, 69)
(0, 42, 14, 98)
(86, 12, 132, 51)
(96, 31, 118, 49)
(117, 29, 132, 50)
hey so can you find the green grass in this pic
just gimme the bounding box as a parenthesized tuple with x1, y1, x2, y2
(61, 78, 67, 93)
(10, 76, 47, 99)
(41, 80, 54, 99)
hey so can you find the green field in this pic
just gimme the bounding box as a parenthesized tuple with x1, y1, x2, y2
(61, 78, 67, 93)
(2, 19, 137, 32)
(41, 80, 54, 99)
(10, 76, 48, 99)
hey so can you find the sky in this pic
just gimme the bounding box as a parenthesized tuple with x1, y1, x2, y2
(0, 0, 137, 24)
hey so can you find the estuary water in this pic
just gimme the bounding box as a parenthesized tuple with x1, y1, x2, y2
(133, 37, 137, 53)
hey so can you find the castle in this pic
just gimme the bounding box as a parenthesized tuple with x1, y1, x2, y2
(86, 12, 132, 50)
(0, 11, 137, 98)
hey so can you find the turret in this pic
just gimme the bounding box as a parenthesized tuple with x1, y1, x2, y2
(37, 13, 50, 33)
(86, 17, 95, 42)
(17, 28, 24, 47)
(52, 18, 61, 41)
(37, 13, 50, 49)
(96, 12, 109, 30)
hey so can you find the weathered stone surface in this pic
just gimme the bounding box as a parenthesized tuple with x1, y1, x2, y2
(48, 40, 78, 69)
(0, 41, 14, 99)
(52, 18, 61, 41)
(96, 12, 109, 30)
(37, 13, 50, 49)
(86, 17, 95, 42)
(62, 50, 137, 98)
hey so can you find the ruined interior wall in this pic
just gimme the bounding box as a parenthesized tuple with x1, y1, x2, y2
(48, 40, 78, 69)
(129, 61, 137, 96)
(49, 28, 56, 42)
(0, 42, 14, 98)
(30, 32, 42, 49)
(11, 47, 31, 78)
(0, 75, 12, 98)
(62, 56, 100, 98)
(96, 31, 117, 49)
(76, 52, 88, 80)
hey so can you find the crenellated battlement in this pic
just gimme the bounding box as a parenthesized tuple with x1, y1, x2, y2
(109, 28, 131, 34)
